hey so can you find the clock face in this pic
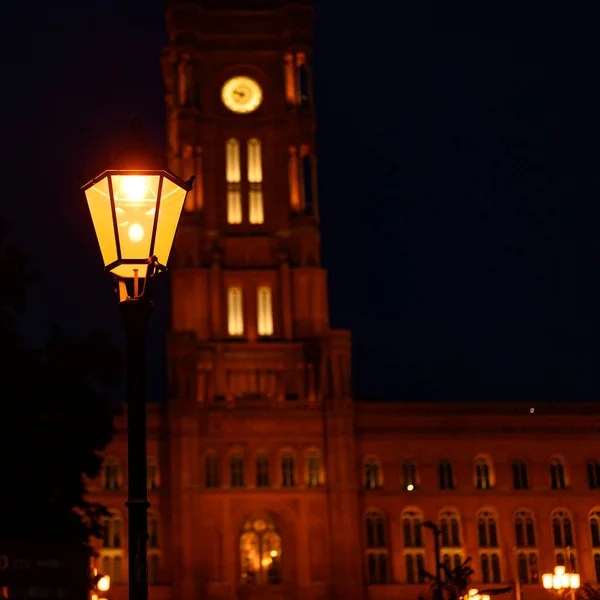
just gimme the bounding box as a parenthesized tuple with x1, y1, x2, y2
(221, 76, 263, 114)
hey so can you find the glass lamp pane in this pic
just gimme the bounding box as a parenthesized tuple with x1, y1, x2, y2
(112, 262, 150, 279)
(111, 174, 160, 264)
(153, 176, 187, 266)
(85, 176, 118, 267)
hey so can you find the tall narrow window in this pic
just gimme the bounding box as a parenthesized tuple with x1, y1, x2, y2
(102, 512, 122, 549)
(288, 146, 301, 211)
(440, 510, 461, 547)
(205, 453, 219, 488)
(284, 54, 295, 104)
(364, 458, 382, 490)
(552, 509, 574, 548)
(402, 460, 417, 489)
(512, 460, 529, 490)
(226, 138, 242, 224)
(477, 510, 499, 548)
(515, 510, 536, 547)
(475, 457, 493, 490)
(299, 63, 310, 107)
(305, 450, 322, 488)
(148, 513, 160, 548)
(257, 286, 273, 336)
(301, 148, 314, 215)
(230, 453, 245, 488)
(595, 554, 600, 583)
(402, 510, 423, 548)
(240, 517, 282, 585)
(281, 452, 295, 487)
(365, 512, 388, 584)
(103, 458, 121, 491)
(247, 138, 264, 224)
(438, 460, 454, 490)
(227, 286, 244, 336)
(588, 461, 600, 490)
(256, 453, 270, 488)
(550, 458, 566, 490)
(147, 457, 160, 491)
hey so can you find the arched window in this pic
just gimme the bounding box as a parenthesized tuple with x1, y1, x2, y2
(480, 552, 501, 584)
(594, 553, 600, 583)
(590, 510, 600, 547)
(102, 511, 122, 549)
(226, 138, 242, 224)
(402, 460, 417, 489)
(402, 509, 423, 548)
(439, 510, 461, 548)
(230, 452, 245, 488)
(205, 452, 219, 488)
(477, 510, 499, 547)
(364, 457, 382, 490)
(99, 553, 123, 584)
(247, 138, 264, 224)
(240, 516, 282, 584)
(305, 449, 323, 488)
(549, 458, 566, 490)
(515, 510, 536, 547)
(300, 145, 315, 215)
(438, 460, 454, 490)
(552, 509, 574, 548)
(475, 456, 493, 490)
(588, 460, 600, 490)
(281, 451, 295, 487)
(256, 452, 270, 488)
(516, 551, 539, 584)
(512, 460, 529, 490)
(102, 457, 121, 491)
(288, 146, 300, 211)
(227, 286, 244, 336)
(147, 457, 160, 491)
(257, 286, 273, 336)
(405, 553, 426, 584)
(365, 511, 388, 584)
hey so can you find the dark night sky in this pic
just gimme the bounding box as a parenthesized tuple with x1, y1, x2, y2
(1, 2, 600, 402)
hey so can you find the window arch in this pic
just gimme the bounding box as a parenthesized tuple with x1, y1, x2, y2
(102, 511, 122, 549)
(230, 451, 245, 488)
(147, 456, 160, 491)
(247, 138, 264, 224)
(552, 509, 574, 548)
(256, 452, 270, 488)
(240, 516, 281, 584)
(512, 459, 529, 490)
(102, 457, 121, 491)
(477, 509, 499, 548)
(438, 460, 455, 490)
(588, 460, 600, 490)
(205, 451, 219, 488)
(402, 509, 423, 548)
(515, 510, 536, 547)
(365, 511, 388, 584)
(474, 456, 494, 490)
(439, 510, 461, 548)
(305, 448, 323, 488)
(590, 510, 600, 548)
(402, 460, 418, 490)
(226, 138, 242, 224)
(549, 457, 567, 490)
(227, 286, 244, 336)
(480, 552, 501, 584)
(364, 457, 382, 490)
(257, 286, 273, 336)
(281, 450, 296, 487)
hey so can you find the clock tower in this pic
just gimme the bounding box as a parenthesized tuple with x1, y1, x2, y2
(162, 1, 363, 599)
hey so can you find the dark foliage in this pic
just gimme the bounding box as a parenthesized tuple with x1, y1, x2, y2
(578, 584, 600, 600)
(0, 219, 120, 552)
(421, 557, 475, 600)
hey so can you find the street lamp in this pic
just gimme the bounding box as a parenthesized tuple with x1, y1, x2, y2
(423, 521, 443, 600)
(81, 120, 193, 600)
(543, 565, 581, 600)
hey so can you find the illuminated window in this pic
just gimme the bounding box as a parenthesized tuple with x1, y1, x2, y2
(365, 511, 389, 584)
(240, 517, 282, 584)
(440, 510, 461, 547)
(147, 457, 160, 491)
(230, 453, 245, 488)
(402, 460, 417, 489)
(256, 453, 270, 488)
(281, 451, 295, 487)
(552, 509, 574, 548)
(550, 458, 566, 490)
(512, 460, 529, 490)
(515, 510, 536, 547)
(226, 138, 242, 224)
(438, 460, 454, 490)
(99, 552, 123, 584)
(480, 553, 501, 584)
(517, 552, 539, 584)
(305, 449, 322, 488)
(283, 54, 295, 104)
(364, 457, 382, 490)
(402, 509, 423, 548)
(103, 457, 121, 491)
(288, 146, 300, 211)
(205, 452, 219, 488)
(475, 456, 493, 490)
(257, 286, 273, 336)
(588, 460, 600, 489)
(102, 511, 122, 549)
(227, 286, 244, 336)
(477, 510, 499, 548)
(247, 138, 264, 224)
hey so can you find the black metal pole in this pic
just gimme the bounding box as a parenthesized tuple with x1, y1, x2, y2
(432, 527, 442, 600)
(120, 297, 153, 600)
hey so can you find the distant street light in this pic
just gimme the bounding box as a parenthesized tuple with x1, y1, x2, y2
(81, 119, 193, 600)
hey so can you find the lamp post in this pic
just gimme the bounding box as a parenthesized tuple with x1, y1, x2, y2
(81, 120, 193, 600)
(424, 521, 443, 600)
(542, 565, 581, 600)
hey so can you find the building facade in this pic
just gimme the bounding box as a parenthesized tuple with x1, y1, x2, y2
(87, 2, 600, 600)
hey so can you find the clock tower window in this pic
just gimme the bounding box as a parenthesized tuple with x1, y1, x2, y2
(226, 138, 242, 224)
(284, 53, 295, 104)
(227, 286, 244, 336)
(247, 138, 264, 224)
(257, 286, 273, 336)
(288, 146, 301, 212)
(300, 145, 316, 215)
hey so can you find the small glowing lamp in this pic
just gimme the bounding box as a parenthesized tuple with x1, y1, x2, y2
(555, 566, 566, 577)
(570, 573, 581, 589)
(468, 590, 478, 597)
(82, 171, 192, 279)
(91, 594, 98, 600)
(407, 484, 414, 491)
(261, 557, 272, 566)
(97, 575, 110, 592)
(542, 573, 553, 589)
(270, 550, 278, 557)
(482, 595, 490, 600)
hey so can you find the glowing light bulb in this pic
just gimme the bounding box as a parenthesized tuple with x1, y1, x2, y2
(97, 575, 110, 592)
(128, 223, 144, 243)
(270, 550, 277, 557)
(121, 176, 147, 200)
(407, 484, 414, 491)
